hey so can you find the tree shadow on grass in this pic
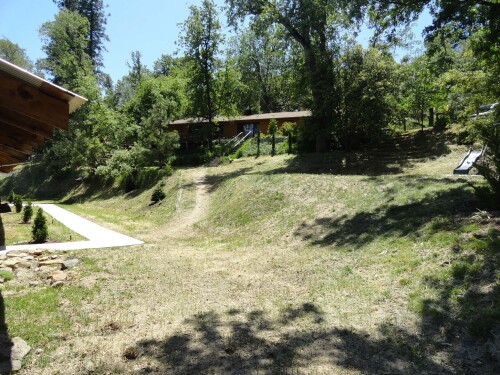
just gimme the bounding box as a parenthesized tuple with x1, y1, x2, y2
(294, 181, 482, 249)
(292, 177, 500, 373)
(125, 234, 499, 374)
(203, 167, 254, 193)
(417, 226, 500, 371)
(126, 303, 458, 374)
(258, 130, 450, 177)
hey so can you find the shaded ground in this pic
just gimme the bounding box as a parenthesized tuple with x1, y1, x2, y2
(128, 304, 459, 375)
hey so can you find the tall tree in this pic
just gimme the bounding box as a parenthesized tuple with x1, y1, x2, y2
(229, 24, 304, 113)
(127, 51, 148, 89)
(39, 9, 93, 87)
(368, 1, 499, 68)
(227, 0, 367, 151)
(338, 45, 397, 147)
(53, 0, 109, 72)
(179, 0, 223, 150)
(38, 9, 117, 176)
(0, 39, 34, 71)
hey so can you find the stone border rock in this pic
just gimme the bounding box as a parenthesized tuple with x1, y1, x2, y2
(0, 249, 80, 287)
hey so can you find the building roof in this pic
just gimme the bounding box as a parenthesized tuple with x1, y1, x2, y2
(170, 110, 311, 126)
(0, 58, 87, 172)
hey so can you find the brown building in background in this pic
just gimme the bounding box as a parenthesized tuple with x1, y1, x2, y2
(169, 111, 311, 145)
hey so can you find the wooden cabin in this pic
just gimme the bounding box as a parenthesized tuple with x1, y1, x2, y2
(0, 58, 87, 172)
(169, 111, 311, 145)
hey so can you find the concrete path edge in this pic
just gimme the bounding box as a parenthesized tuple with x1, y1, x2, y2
(1, 204, 143, 253)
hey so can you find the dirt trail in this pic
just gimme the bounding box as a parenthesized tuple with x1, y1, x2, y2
(168, 168, 210, 237)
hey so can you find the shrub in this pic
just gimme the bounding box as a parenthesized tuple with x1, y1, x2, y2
(151, 184, 166, 203)
(22, 200, 33, 223)
(13, 195, 23, 213)
(7, 190, 14, 203)
(32, 208, 48, 243)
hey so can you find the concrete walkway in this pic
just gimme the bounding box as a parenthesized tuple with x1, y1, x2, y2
(1, 204, 143, 252)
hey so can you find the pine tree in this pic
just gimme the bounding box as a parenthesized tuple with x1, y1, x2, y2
(32, 208, 48, 243)
(179, 0, 222, 150)
(22, 200, 34, 224)
(53, 0, 109, 72)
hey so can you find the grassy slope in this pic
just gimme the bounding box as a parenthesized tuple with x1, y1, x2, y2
(2, 138, 500, 374)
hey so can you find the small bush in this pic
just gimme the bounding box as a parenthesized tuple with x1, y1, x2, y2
(13, 195, 23, 213)
(7, 190, 14, 203)
(22, 200, 33, 223)
(151, 185, 166, 203)
(32, 208, 48, 243)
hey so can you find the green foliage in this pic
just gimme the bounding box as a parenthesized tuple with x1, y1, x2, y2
(53, 0, 109, 71)
(38, 9, 93, 87)
(32, 208, 49, 243)
(396, 55, 435, 130)
(7, 190, 15, 203)
(474, 119, 500, 206)
(0, 38, 34, 71)
(95, 146, 145, 181)
(37, 8, 118, 177)
(233, 136, 288, 157)
(228, 24, 306, 113)
(338, 45, 397, 147)
(22, 200, 34, 223)
(227, 0, 368, 152)
(13, 194, 23, 213)
(151, 184, 167, 203)
(179, 0, 223, 149)
(281, 122, 299, 138)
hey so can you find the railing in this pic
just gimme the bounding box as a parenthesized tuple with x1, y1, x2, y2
(221, 131, 252, 156)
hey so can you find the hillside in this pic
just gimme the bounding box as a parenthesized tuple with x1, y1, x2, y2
(1, 133, 499, 374)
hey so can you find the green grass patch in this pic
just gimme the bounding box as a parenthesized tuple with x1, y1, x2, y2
(4, 285, 95, 347)
(0, 270, 14, 281)
(1, 211, 85, 245)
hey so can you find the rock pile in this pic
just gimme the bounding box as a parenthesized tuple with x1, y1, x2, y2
(0, 250, 80, 287)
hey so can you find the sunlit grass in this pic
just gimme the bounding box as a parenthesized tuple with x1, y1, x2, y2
(2, 211, 85, 245)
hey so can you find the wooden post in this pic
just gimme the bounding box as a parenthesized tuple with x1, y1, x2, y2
(429, 108, 434, 128)
(257, 126, 261, 157)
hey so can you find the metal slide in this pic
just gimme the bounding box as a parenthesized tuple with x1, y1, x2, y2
(453, 148, 484, 175)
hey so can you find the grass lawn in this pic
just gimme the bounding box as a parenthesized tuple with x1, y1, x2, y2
(1, 135, 499, 374)
(1, 209, 85, 245)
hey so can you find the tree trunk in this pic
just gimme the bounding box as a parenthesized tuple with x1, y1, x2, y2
(303, 46, 335, 152)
